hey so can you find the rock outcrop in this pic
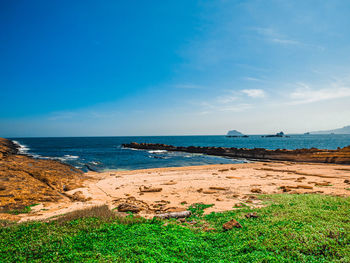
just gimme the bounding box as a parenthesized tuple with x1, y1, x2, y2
(222, 219, 242, 230)
(122, 142, 350, 164)
(0, 138, 84, 211)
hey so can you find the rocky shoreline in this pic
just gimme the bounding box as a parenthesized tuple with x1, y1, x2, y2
(0, 138, 85, 211)
(1, 138, 349, 222)
(123, 142, 350, 164)
(0, 138, 20, 157)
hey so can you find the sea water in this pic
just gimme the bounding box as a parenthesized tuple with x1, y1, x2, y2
(9, 135, 350, 171)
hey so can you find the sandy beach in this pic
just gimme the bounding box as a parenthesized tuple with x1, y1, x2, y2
(15, 161, 350, 222)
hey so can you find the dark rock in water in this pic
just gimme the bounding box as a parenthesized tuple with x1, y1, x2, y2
(151, 156, 166, 159)
(84, 164, 99, 172)
(263, 131, 286, 138)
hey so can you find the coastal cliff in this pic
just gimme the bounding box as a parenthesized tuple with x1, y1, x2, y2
(0, 138, 84, 211)
(123, 142, 350, 164)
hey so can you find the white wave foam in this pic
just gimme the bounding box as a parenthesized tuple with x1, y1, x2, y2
(148, 150, 167, 154)
(54, 155, 80, 162)
(126, 147, 143, 151)
(38, 156, 52, 160)
(10, 141, 82, 163)
(33, 155, 80, 162)
(12, 140, 30, 154)
(29, 154, 42, 158)
(63, 155, 79, 159)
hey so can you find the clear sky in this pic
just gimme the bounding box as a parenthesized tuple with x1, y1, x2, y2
(1, 0, 350, 137)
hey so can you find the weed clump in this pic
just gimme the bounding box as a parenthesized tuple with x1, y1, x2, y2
(54, 205, 145, 225)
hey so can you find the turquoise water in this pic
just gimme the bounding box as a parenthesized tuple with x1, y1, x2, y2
(10, 135, 350, 171)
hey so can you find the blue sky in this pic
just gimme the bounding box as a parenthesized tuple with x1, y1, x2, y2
(1, 0, 350, 137)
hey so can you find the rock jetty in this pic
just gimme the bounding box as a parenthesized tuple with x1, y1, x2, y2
(123, 142, 350, 164)
(0, 138, 84, 211)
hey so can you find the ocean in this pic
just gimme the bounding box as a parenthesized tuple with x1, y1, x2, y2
(10, 135, 350, 172)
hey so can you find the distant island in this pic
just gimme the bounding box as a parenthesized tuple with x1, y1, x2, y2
(226, 130, 249, 137)
(309, 125, 350, 135)
(227, 130, 243, 136)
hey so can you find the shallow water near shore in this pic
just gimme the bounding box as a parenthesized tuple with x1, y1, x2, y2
(9, 134, 350, 171)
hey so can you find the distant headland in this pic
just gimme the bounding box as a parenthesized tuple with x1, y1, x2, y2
(309, 125, 350, 135)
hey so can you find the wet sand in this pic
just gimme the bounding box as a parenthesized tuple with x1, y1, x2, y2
(13, 161, 350, 222)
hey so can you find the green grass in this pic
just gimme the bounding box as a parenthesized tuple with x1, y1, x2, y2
(6, 204, 39, 215)
(188, 203, 214, 217)
(0, 194, 349, 262)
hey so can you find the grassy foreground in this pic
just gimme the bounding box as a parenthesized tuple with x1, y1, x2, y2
(0, 194, 349, 262)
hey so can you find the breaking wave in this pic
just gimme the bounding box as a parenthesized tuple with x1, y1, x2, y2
(148, 150, 167, 154)
(12, 140, 30, 154)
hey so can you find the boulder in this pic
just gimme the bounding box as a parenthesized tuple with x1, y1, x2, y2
(251, 188, 262, 193)
(117, 203, 141, 213)
(222, 219, 242, 230)
(245, 212, 258, 218)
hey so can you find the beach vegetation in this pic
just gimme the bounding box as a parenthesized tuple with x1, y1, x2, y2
(0, 194, 349, 262)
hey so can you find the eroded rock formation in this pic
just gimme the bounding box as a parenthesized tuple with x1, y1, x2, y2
(123, 142, 350, 164)
(0, 138, 84, 211)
